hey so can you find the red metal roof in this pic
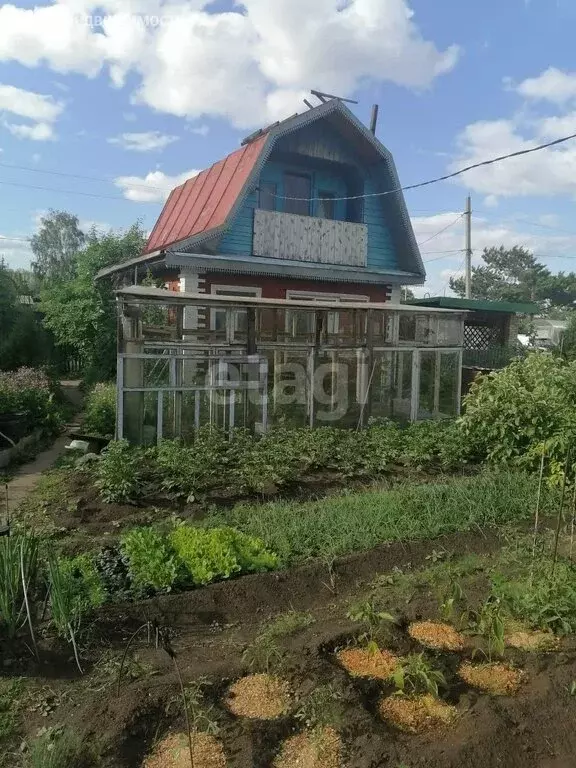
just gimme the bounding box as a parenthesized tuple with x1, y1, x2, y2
(143, 135, 268, 255)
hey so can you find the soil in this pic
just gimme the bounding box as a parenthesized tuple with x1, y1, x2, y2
(5, 524, 576, 767)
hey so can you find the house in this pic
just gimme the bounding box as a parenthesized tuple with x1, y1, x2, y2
(99, 97, 425, 310)
(100, 99, 470, 441)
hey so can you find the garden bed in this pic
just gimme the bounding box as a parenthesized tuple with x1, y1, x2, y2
(4, 519, 576, 768)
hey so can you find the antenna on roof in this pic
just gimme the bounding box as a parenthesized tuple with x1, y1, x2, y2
(310, 89, 358, 105)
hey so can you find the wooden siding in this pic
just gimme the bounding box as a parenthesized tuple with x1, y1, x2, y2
(363, 176, 397, 270)
(253, 209, 367, 266)
(275, 122, 359, 165)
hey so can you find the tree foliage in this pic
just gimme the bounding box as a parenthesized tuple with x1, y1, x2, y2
(461, 352, 576, 470)
(0, 260, 54, 370)
(450, 245, 576, 309)
(40, 224, 146, 382)
(31, 210, 86, 282)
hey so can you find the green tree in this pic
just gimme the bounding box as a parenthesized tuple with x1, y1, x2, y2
(40, 224, 146, 382)
(449, 245, 576, 310)
(0, 259, 53, 370)
(449, 246, 551, 303)
(31, 210, 86, 282)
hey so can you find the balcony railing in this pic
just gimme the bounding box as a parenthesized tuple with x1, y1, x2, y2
(253, 209, 368, 267)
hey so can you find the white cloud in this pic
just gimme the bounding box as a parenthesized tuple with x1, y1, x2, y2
(114, 167, 199, 202)
(0, 0, 459, 128)
(0, 82, 63, 141)
(188, 124, 209, 137)
(0, 83, 63, 122)
(0, 233, 34, 269)
(515, 67, 576, 104)
(412, 208, 576, 295)
(5, 121, 55, 141)
(108, 130, 179, 151)
(449, 116, 576, 199)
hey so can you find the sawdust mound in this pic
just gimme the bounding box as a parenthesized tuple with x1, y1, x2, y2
(378, 694, 457, 734)
(458, 661, 524, 695)
(408, 621, 466, 651)
(506, 630, 558, 651)
(273, 727, 342, 768)
(142, 731, 226, 768)
(336, 647, 400, 680)
(224, 674, 291, 719)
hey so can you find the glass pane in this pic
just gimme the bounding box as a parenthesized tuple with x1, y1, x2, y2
(368, 351, 412, 423)
(399, 313, 416, 342)
(284, 173, 311, 216)
(439, 352, 459, 417)
(317, 192, 335, 220)
(418, 351, 436, 420)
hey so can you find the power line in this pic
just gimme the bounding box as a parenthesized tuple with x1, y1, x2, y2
(0, 159, 166, 193)
(417, 214, 464, 246)
(0, 178, 144, 202)
(270, 130, 576, 202)
(424, 250, 465, 263)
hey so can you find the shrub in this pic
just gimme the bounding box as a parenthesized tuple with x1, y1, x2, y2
(169, 525, 278, 585)
(493, 560, 576, 635)
(120, 526, 180, 593)
(84, 382, 115, 437)
(94, 440, 147, 503)
(0, 367, 61, 434)
(461, 352, 576, 468)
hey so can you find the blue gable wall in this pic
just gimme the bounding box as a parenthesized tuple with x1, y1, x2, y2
(218, 120, 401, 272)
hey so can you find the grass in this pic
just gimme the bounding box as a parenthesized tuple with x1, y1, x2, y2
(205, 470, 558, 566)
(0, 679, 24, 761)
(262, 610, 315, 639)
(24, 726, 98, 768)
(13, 468, 77, 537)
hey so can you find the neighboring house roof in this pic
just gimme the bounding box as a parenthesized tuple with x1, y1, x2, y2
(144, 135, 267, 255)
(98, 98, 423, 281)
(409, 296, 540, 314)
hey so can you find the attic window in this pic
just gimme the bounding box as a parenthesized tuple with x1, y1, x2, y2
(284, 173, 311, 216)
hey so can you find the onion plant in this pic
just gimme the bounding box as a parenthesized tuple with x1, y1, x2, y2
(47, 557, 84, 674)
(0, 535, 39, 657)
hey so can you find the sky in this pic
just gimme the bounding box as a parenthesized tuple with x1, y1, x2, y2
(1, 0, 576, 295)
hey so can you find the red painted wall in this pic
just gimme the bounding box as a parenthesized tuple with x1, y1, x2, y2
(202, 273, 392, 302)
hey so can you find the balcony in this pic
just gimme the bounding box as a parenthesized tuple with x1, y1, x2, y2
(253, 209, 367, 267)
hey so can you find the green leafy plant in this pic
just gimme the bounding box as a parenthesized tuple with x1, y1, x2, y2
(461, 352, 576, 471)
(466, 597, 505, 660)
(170, 525, 277, 586)
(393, 653, 446, 697)
(166, 678, 219, 736)
(346, 600, 397, 644)
(48, 554, 106, 673)
(83, 382, 116, 437)
(242, 632, 284, 673)
(493, 560, 576, 635)
(295, 684, 343, 732)
(120, 527, 180, 593)
(94, 440, 147, 503)
(439, 572, 464, 622)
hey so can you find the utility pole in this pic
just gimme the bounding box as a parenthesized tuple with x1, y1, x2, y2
(464, 195, 472, 299)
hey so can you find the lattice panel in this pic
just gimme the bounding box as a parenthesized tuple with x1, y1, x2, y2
(464, 324, 500, 350)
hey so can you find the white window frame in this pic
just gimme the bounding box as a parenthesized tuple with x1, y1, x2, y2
(210, 284, 262, 338)
(286, 290, 369, 335)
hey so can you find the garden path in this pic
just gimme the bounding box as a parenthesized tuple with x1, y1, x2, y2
(2, 380, 83, 524)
